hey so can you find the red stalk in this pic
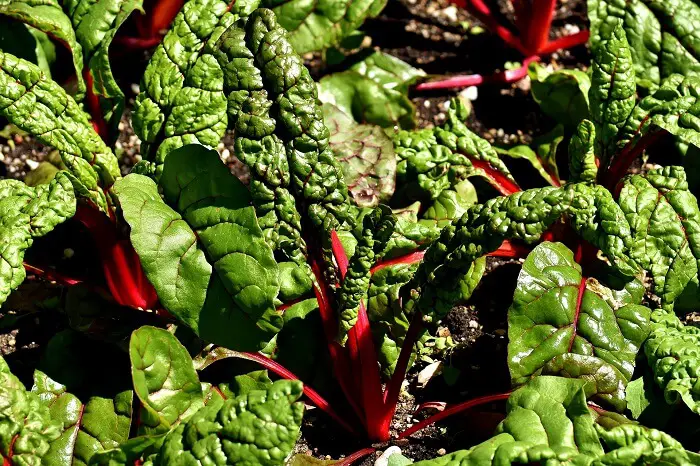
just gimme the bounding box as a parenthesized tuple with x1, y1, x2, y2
(336, 448, 377, 466)
(469, 158, 523, 196)
(73, 206, 159, 310)
(462, 0, 528, 54)
(150, 0, 184, 35)
(414, 401, 447, 415)
(487, 239, 530, 258)
(235, 351, 357, 435)
(415, 56, 539, 91)
(601, 130, 665, 194)
(370, 251, 426, 274)
(113, 36, 163, 49)
(539, 30, 590, 55)
(23, 263, 83, 286)
(521, 0, 557, 54)
(331, 231, 387, 441)
(83, 70, 109, 141)
(398, 392, 511, 439)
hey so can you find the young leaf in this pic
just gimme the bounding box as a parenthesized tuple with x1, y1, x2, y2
(115, 145, 282, 351)
(589, 19, 636, 167)
(529, 62, 591, 130)
(0, 17, 55, 76)
(508, 242, 651, 410)
(569, 120, 598, 183)
(0, 173, 76, 306)
(0, 356, 61, 466)
(32, 371, 133, 466)
(260, 0, 386, 53)
(153, 380, 304, 465)
(129, 326, 204, 435)
(618, 167, 700, 309)
(0, 51, 119, 210)
(420, 180, 477, 228)
(324, 103, 397, 207)
(589, 0, 700, 90)
(0, 0, 86, 98)
(318, 51, 424, 129)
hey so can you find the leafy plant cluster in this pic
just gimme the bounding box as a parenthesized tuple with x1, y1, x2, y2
(1, 0, 700, 465)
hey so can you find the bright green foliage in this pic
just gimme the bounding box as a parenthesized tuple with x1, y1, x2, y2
(420, 180, 477, 228)
(337, 205, 395, 344)
(588, 0, 700, 90)
(324, 103, 397, 207)
(115, 146, 281, 351)
(32, 371, 133, 466)
(260, 0, 386, 53)
(618, 167, 700, 309)
(0, 173, 76, 306)
(0, 356, 61, 466)
(129, 326, 204, 435)
(529, 62, 591, 130)
(318, 51, 424, 129)
(569, 120, 598, 183)
(412, 376, 700, 466)
(0, 0, 86, 97)
(393, 98, 515, 202)
(0, 51, 119, 211)
(507, 242, 651, 410)
(644, 310, 700, 415)
(589, 20, 636, 167)
(63, 0, 144, 137)
(151, 380, 304, 466)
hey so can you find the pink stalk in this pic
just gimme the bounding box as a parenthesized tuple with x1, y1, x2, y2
(336, 448, 377, 466)
(539, 30, 590, 54)
(414, 401, 447, 415)
(398, 392, 511, 439)
(370, 251, 426, 274)
(462, 0, 528, 54)
(469, 158, 524, 196)
(24, 263, 83, 287)
(235, 351, 357, 434)
(601, 129, 665, 194)
(415, 56, 538, 92)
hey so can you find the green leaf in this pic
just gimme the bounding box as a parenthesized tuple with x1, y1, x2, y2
(588, 0, 700, 90)
(496, 125, 564, 187)
(153, 380, 304, 465)
(324, 103, 396, 207)
(507, 242, 651, 409)
(0, 0, 86, 98)
(618, 166, 700, 309)
(115, 145, 282, 351)
(63, 0, 144, 138)
(420, 180, 477, 228)
(0, 51, 119, 210)
(529, 62, 591, 130)
(0, 17, 55, 76)
(32, 371, 133, 466)
(129, 326, 204, 435)
(568, 119, 598, 183)
(589, 19, 637, 167)
(0, 355, 61, 466)
(260, 0, 387, 53)
(318, 51, 424, 129)
(644, 310, 700, 415)
(0, 173, 76, 306)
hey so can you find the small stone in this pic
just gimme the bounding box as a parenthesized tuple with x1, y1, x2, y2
(459, 86, 478, 101)
(438, 449, 447, 456)
(423, 100, 432, 108)
(25, 159, 39, 170)
(131, 84, 140, 95)
(468, 320, 479, 329)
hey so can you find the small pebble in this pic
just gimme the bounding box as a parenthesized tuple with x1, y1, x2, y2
(468, 320, 479, 329)
(438, 449, 447, 456)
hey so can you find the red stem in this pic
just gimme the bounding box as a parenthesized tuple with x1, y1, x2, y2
(150, 0, 184, 35)
(414, 401, 447, 415)
(487, 239, 530, 258)
(469, 158, 523, 196)
(23, 263, 83, 286)
(370, 251, 426, 274)
(398, 392, 511, 439)
(112, 36, 163, 50)
(336, 448, 377, 466)
(416, 55, 538, 93)
(462, 0, 528, 54)
(83, 70, 109, 141)
(601, 130, 665, 194)
(236, 351, 358, 435)
(522, 0, 557, 54)
(539, 30, 590, 55)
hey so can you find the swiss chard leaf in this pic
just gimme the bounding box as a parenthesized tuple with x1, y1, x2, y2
(529, 62, 591, 131)
(260, 0, 386, 54)
(568, 119, 598, 183)
(115, 145, 282, 351)
(324, 103, 397, 208)
(507, 242, 651, 410)
(0, 173, 76, 306)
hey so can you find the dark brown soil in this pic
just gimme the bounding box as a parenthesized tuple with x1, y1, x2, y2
(0, 0, 592, 461)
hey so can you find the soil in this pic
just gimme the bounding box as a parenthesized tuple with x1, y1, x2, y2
(0, 0, 593, 462)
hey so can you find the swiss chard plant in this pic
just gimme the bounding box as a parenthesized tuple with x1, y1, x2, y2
(2, 1, 700, 465)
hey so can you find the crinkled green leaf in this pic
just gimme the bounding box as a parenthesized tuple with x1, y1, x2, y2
(0, 51, 119, 210)
(529, 62, 591, 130)
(644, 310, 700, 415)
(589, 19, 637, 166)
(618, 166, 700, 309)
(0, 173, 76, 306)
(496, 125, 564, 187)
(324, 103, 396, 207)
(420, 180, 477, 228)
(129, 326, 204, 435)
(64, 0, 144, 139)
(260, 0, 386, 53)
(0, 0, 85, 98)
(0, 17, 55, 76)
(32, 371, 133, 466)
(318, 51, 424, 129)
(508, 242, 651, 411)
(569, 119, 598, 183)
(0, 355, 61, 466)
(152, 380, 304, 466)
(115, 145, 282, 351)
(588, 0, 700, 90)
